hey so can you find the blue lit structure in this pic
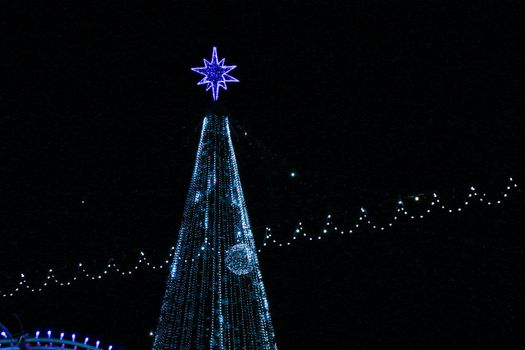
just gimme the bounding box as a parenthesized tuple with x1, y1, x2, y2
(191, 47, 239, 101)
(152, 116, 277, 350)
(0, 329, 113, 350)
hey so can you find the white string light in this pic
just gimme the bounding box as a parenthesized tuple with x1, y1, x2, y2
(259, 177, 519, 251)
(1, 177, 518, 299)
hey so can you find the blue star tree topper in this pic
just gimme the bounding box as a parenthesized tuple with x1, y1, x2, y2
(191, 47, 239, 101)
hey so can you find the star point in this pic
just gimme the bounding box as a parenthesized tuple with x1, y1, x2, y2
(191, 46, 239, 101)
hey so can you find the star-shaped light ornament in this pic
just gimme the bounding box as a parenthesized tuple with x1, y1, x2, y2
(191, 47, 239, 101)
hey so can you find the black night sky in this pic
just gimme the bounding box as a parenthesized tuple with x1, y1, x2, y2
(1, 1, 524, 349)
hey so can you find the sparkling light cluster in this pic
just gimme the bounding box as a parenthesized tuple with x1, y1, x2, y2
(152, 116, 277, 350)
(0, 178, 518, 299)
(225, 243, 256, 275)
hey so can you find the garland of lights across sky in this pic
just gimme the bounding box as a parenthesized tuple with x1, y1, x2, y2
(1, 177, 518, 299)
(153, 48, 277, 350)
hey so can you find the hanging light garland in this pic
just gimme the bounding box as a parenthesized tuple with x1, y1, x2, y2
(260, 177, 519, 250)
(1, 249, 176, 298)
(1, 177, 519, 299)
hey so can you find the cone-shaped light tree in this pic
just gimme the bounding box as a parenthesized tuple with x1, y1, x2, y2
(152, 115, 278, 350)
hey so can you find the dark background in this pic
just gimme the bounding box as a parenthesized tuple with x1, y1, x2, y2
(1, 1, 524, 349)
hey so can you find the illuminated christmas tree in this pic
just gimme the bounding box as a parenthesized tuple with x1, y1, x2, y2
(152, 115, 277, 350)
(153, 47, 277, 350)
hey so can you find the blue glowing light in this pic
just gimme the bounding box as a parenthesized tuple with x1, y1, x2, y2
(191, 47, 239, 101)
(1, 329, 112, 350)
(153, 116, 277, 350)
(225, 243, 255, 275)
